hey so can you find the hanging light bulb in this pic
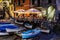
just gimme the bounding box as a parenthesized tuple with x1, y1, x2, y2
(39, 13, 42, 17)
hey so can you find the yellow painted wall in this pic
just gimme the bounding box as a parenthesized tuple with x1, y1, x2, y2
(5, 12, 9, 18)
(0, 0, 2, 2)
(9, 4, 14, 18)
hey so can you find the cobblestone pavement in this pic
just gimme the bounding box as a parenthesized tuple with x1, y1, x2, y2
(0, 36, 15, 40)
(0, 34, 60, 40)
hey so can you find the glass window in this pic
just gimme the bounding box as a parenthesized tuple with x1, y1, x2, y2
(18, 0, 20, 6)
(31, 0, 40, 7)
(22, 0, 25, 3)
(31, 0, 35, 5)
(48, 0, 52, 4)
(15, 0, 20, 6)
(37, 0, 40, 7)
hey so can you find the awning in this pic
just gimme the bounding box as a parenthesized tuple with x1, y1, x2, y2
(26, 8, 41, 13)
(14, 9, 25, 14)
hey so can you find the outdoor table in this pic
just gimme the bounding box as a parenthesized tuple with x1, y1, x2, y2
(15, 20, 24, 25)
(6, 27, 26, 33)
(0, 22, 11, 24)
(14, 11, 24, 24)
(24, 22, 33, 29)
(0, 24, 19, 32)
(14, 28, 41, 40)
(0, 32, 9, 36)
(40, 29, 50, 33)
(14, 12, 24, 25)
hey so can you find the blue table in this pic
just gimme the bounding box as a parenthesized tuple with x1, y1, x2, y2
(15, 28, 41, 40)
(0, 22, 11, 24)
(0, 23, 18, 32)
(0, 22, 19, 35)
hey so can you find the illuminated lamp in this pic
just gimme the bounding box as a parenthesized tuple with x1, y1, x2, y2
(39, 13, 42, 17)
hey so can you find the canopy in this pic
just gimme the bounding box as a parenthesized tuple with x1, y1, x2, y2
(25, 8, 42, 17)
(26, 8, 41, 13)
(36, 7, 46, 15)
(17, 9, 25, 12)
(14, 9, 25, 14)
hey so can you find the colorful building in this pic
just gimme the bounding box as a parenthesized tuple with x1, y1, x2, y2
(0, 0, 15, 18)
(14, 0, 56, 10)
(14, 0, 30, 10)
(0, 0, 56, 19)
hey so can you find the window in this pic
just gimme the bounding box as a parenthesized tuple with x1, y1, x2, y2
(31, 0, 40, 7)
(15, 0, 20, 6)
(37, 0, 40, 7)
(31, 0, 35, 5)
(48, 0, 52, 4)
(18, 0, 20, 6)
(22, 0, 25, 3)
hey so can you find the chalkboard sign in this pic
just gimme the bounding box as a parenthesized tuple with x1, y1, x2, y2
(0, 10, 5, 19)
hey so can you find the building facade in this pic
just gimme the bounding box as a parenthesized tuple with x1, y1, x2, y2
(14, 0, 56, 10)
(0, 0, 14, 18)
